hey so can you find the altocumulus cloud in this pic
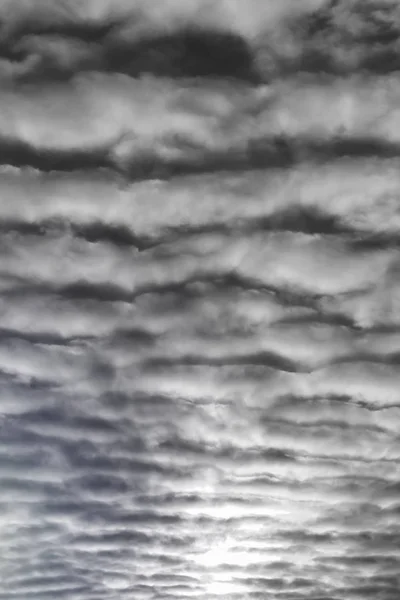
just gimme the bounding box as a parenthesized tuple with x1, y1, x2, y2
(1, 1, 400, 599)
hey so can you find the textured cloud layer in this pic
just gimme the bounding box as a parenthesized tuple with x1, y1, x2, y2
(1, 0, 400, 81)
(1, 1, 400, 600)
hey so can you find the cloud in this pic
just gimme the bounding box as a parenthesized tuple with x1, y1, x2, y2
(1, 1, 400, 599)
(1, 74, 400, 181)
(1, 0, 400, 83)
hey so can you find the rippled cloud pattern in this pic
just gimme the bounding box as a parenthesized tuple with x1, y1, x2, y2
(1, 1, 400, 599)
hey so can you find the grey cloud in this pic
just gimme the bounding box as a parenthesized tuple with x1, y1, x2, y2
(0, 1, 400, 600)
(2, 1, 400, 82)
(1, 75, 400, 178)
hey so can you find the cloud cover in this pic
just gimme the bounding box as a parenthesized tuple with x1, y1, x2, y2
(1, 1, 400, 599)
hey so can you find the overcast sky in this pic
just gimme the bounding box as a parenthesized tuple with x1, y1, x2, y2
(1, 1, 400, 599)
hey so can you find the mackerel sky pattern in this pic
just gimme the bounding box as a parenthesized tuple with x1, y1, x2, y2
(1, 1, 400, 599)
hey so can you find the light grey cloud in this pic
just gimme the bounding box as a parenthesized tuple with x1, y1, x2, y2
(0, 1, 400, 599)
(0, 74, 400, 179)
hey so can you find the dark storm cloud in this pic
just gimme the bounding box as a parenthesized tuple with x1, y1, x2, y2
(1, 0, 400, 82)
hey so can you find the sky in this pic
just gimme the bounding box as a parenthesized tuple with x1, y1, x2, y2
(1, 1, 400, 598)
